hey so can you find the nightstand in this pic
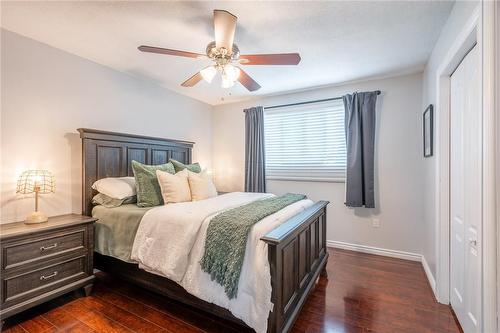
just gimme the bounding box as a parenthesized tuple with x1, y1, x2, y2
(0, 214, 96, 323)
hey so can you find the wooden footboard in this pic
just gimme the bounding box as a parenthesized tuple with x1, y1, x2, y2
(262, 201, 329, 333)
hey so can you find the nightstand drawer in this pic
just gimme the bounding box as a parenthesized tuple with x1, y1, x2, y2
(2, 228, 86, 270)
(3, 256, 87, 305)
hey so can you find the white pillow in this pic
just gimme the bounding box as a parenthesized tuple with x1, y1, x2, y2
(91, 177, 136, 199)
(187, 170, 217, 201)
(156, 169, 191, 204)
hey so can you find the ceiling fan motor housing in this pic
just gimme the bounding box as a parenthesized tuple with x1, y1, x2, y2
(206, 41, 240, 62)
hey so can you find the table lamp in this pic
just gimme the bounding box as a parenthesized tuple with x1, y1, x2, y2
(16, 170, 55, 224)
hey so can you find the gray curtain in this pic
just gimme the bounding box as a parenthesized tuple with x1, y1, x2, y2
(343, 91, 378, 208)
(244, 106, 266, 192)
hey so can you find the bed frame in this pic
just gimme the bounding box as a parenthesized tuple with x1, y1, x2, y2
(79, 128, 329, 333)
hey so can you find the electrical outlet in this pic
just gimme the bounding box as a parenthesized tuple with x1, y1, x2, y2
(372, 218, 380, 228)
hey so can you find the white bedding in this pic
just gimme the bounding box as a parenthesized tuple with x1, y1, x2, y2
(130, 192, 314, 333)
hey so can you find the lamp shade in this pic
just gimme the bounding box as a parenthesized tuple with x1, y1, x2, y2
(223, 64, 240, 82)
(16, 170, 55, 194)
(200, 66, 217, 83)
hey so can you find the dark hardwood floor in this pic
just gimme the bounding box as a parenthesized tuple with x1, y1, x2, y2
(2, 248, 462, 333)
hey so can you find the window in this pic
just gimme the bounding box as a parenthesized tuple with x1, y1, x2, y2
(264, 99, 346, 181)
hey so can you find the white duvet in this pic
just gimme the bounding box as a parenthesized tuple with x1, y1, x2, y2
(130, 192, 313, 333)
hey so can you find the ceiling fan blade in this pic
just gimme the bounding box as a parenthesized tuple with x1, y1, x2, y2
(239, 53, 301, 65)
(214, 10, 237, 52)
(138, 45, 205, 59)
(181, 72, 203, 87)
(238, 68, 261, 92)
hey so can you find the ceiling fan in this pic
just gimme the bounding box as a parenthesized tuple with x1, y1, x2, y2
(138, 9, 301, 92)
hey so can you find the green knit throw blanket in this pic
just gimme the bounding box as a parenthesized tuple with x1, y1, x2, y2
(200, 193, 306, 299)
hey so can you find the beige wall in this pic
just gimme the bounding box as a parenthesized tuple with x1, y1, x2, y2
(212, 73, 425, 254)
(0, 29, 213, 223)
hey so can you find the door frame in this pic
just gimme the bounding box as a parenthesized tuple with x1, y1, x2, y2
(494, 1, 500, 330)
(483, 1, 498, 332)
(435, 2, 497, 331)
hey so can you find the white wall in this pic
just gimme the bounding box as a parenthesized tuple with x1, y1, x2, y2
(213, 73, 425, 254)
(421, 0, 480, 277)
(0, 29, 213, 223)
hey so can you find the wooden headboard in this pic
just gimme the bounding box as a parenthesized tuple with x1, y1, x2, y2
(79, 128, 194, 216)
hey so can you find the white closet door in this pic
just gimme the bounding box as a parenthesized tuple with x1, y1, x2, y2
(450, 45, 481, 333)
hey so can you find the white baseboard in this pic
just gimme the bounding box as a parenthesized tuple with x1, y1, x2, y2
(326, 240, 437, 298)
(326, 240, 421, 261)
(421, 255, 437, 298)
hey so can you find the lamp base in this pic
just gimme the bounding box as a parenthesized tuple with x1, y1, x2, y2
(24, 211, 48, 224)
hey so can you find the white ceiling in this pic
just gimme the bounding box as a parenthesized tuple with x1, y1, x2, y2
(1, 1, 453, 105)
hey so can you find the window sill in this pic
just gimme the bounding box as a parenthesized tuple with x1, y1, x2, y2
(266, 176, 346, 183)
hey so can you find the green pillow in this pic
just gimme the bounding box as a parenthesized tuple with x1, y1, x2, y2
(92, 193, 136, 208)
(169, 159, 202, 173)
(131, 160, 175, 207)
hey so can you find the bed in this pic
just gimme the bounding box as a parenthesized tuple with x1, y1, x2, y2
(79, 128, 329, 333)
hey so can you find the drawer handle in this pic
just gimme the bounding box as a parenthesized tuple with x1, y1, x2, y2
(40, 271, 58, 281)
(40, 243, 58, 252)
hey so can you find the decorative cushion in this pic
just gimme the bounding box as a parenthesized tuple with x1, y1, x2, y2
(156, 169, 191, 204)
(92, 193, 137, 208)
(187, 171, 217, 201)
(169, 159, 202, 173)
(91, 177, 136, 199)
(131, 160, 175, 207)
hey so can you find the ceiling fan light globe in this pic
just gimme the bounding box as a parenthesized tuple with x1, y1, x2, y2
(223, 64, 240, 82)
(221, 76, 235, 88)
(200, 66, 217, 83)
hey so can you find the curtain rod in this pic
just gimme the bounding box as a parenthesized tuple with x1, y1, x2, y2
(245, 90, 381, 111)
